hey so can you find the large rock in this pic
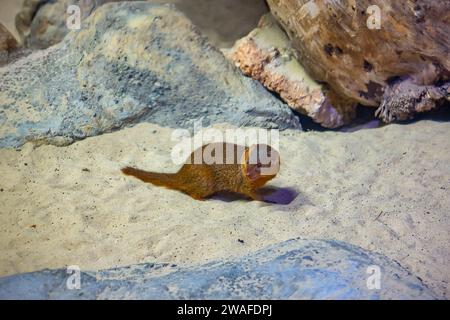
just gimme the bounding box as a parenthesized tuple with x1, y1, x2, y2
(0, 239, 437, 299)
(266, 0, 450, 122)
(0, 2, 300, 148)
(0, 23, 18, 66)
(16, 0, 122, 49)
(226, 14, 356, 128)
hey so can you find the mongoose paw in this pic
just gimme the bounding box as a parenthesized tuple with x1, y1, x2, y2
(191, 195, 207, 201)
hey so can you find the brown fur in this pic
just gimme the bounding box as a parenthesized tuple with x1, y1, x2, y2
(121, 143, 280, 201)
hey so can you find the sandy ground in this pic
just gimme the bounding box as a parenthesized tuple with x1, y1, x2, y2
(0, 120, 449, 298)
(0, 0, 21, 40)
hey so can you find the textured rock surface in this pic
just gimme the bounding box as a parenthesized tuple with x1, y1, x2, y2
(0, 239, 438, 299)
(0, 23, 18, 66)
(226, 14, 356, 128)
(1, 121, 449, 297)
(0, 2, 300, 148)
(266, 0, 450, 122)
(16, 0, 121, 49)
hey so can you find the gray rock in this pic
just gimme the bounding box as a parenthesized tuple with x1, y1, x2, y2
(0, 239, 438, 299)
(16, 0, 122, 49)
(0, 2, 300, 148)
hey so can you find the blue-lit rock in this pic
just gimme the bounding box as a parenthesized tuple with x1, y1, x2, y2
(0, 239, 437, 299)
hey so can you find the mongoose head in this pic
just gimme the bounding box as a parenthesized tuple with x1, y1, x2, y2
(241, 144, 280, 188)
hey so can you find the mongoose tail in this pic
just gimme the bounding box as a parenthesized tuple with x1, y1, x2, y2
(121, 167, 178, 189)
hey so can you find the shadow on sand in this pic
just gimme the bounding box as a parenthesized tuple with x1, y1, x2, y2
(211, 186, 299, 205)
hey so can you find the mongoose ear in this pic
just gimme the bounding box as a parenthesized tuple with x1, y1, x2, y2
(243, 146, 261, 180)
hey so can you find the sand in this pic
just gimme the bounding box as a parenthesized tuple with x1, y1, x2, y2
(0, 120, 449, 298)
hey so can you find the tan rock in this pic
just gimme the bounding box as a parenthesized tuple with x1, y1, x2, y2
(266, 0, 450, 122)
(226, 14, 356, 128)
(16, 0, 123, 49)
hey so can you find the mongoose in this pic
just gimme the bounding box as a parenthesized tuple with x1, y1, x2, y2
(121, 143, 280, 201)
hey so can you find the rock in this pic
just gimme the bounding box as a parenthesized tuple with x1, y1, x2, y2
(0, 23, 18, 66)
(226, 14, 356, 128)
(266, 0, 450, 122)
(0, 2, 300, 148)
(0, 0, 22, 41)
(16, 0, 122, 49)
(16, 0, 270, 50)
(0, 239, 438, 299)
